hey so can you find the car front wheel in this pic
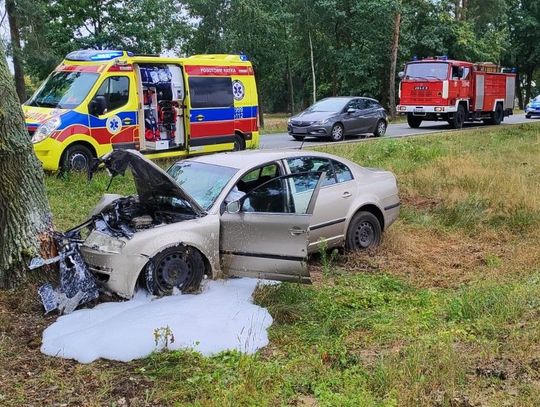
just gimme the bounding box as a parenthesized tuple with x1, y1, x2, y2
(292, 135, 305, 141)
(330, 123, 344, 142)
(145, 245, 204, 295)
(345, 211, 382, 251)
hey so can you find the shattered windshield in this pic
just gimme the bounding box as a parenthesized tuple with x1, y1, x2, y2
(26, 71, 99, 109)
(405, 62, 449, 80)
(167, 162, 238, 210)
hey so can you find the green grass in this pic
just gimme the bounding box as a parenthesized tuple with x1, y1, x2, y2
(1, 122, 540, 406)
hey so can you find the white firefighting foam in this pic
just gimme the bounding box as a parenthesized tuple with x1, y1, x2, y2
(41, 278, 273, 364)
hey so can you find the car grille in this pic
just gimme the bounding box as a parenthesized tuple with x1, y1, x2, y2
(290, 120, 314, 127)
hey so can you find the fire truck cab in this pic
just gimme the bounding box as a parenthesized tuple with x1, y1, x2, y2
(397, 57, 516, 129)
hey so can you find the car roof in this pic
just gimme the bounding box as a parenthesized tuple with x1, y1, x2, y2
(184, 149, 342, 170)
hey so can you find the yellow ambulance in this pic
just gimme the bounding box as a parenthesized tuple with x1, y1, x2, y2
(23, 50, 260, 171)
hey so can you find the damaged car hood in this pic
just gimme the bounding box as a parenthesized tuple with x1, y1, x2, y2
(95, 150, 206, 217)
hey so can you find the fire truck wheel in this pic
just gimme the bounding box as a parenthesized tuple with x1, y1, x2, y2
(330, 123, 344, 141)
(145, 245, 204, 296)
(449, 105, 466, 129)
(232, 134, 246, 151)
(407, 114, 422, 128)
(374, 120, 387, 137)
(61, 144, 94, 173)
(485, 103, 504, 125)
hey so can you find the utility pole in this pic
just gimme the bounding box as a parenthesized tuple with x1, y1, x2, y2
(309, 31, 316, 104)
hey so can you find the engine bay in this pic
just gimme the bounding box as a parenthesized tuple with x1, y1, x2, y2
(93, 196, 197, 239)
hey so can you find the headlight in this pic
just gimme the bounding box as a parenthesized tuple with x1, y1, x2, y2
(84, 231, 125, 254)
(314, 118, 331, 125)
(31, 116, 61, 143)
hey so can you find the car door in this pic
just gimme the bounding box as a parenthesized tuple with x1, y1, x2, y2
(220, 172, 323, 282)
(284, 156, 357, 252)
(341, 99, 362, 134)
(357, 99, 381, 133)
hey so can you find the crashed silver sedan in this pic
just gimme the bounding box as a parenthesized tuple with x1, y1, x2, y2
(79, 149, 400, 299)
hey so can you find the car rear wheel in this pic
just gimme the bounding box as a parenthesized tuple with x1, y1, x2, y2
(407, 114, 422, 128)
(330, 123, 344, 142)
(373, 120, 387, 137)
(61, 144, 94, 173)
(345, 211, 382, 251)
(292, 135, 305, 141)
(145, 246, 204, 296)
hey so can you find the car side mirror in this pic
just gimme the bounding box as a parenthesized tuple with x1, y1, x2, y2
(346, 108, 356, 114)
(89, 96, 107, 116)
(226, 200, 241, 213)
(398, 71, 405, 79)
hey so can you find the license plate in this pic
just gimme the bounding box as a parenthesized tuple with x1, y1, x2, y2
(413, 108, 424, 113)
(294, 128, 307, 134)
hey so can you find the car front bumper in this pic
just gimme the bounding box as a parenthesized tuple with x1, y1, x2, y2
(525, 107, 540, 116)
(288, 123, 332, 137)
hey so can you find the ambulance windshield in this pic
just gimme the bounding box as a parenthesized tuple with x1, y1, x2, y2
(405, 62, 449, 80)
(27, 71, 99, 109)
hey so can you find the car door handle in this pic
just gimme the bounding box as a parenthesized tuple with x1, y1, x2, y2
(342, 191, 352, 198)
(122, 118, 132, 125)
(289, 227, 307, 236)
(196, 114, 205, 121)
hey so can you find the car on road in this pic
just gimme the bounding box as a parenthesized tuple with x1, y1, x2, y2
(80, 149, 400, 299)
(287, 97, 388, 142)
(526, 96, 540, 119)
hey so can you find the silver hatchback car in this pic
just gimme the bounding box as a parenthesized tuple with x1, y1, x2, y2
(288, 97, 388, 141)
(79, 149, 400, 299)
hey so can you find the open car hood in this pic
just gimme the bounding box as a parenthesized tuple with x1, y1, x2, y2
(94, 150, 206, 217)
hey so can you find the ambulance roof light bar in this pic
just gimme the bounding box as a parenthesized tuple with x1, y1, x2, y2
(65, 50, 134, 62)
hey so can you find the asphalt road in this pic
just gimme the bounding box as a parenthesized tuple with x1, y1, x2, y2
(260, 113, 535, 150)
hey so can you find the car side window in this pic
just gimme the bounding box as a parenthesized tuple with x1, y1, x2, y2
(346, 99, 361, 111)
(241, 173, 321, 214)
(366, 100, 380, 109)
(332, 160, 353, 183)
(357, 99, 370, 110)
(286, 157, 336, 186)
(94, 76, 130, 112)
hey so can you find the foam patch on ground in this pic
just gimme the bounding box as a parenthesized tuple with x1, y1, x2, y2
(41, 278, 273, 364)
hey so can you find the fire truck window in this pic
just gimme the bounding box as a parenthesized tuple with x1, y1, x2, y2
(95, 76, 130, 112)
(451, 66, 460, 79)
(462, 67, 470, 80)
(189, 77, 234, 108)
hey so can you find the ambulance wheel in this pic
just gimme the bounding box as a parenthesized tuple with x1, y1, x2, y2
(233, 134, 246, 151)
(145, 246, 204, 296)
(485, 103, 504, 125)
(407, 114, 422, 128)
(61, 144, 94, 173)
(449, 104, 466, 129)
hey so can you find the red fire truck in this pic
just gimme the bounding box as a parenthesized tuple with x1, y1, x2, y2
(397, 57, 516, 129)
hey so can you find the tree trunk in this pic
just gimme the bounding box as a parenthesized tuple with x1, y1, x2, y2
(388, 11, 401, 120)
(287, 56, 295, 114)
(524, 69, 533, 107)
(309, 31, 316, 104)
(5, 0, 26, 102)
(516, 73, 523, 110)
(0, 45, 53, 288)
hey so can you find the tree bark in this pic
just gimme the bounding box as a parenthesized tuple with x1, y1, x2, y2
(287, 56, 295, 114)
(5, 0, 26, 102)
(516, 73, 523, 110)
(0, 45, 53, 288)
(309, 31, 316, 104)
(388, 11, 401, 119)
